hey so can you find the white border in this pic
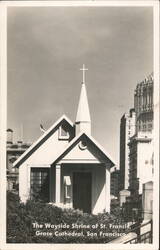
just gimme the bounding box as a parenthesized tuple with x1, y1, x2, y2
(0, 0, 159, 7)
(0, 2, 7, 248)
(153, 3, 159, 248)
(0, 1, 159, 250)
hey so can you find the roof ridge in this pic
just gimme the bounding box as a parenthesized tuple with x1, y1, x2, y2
(13, 115, 73, 167)
(51, 132, 115, 167)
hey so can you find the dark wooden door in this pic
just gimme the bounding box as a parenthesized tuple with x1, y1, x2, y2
(73, 172, 92, 213)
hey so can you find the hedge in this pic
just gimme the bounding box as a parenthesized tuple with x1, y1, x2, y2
(7, 191, 128, 243)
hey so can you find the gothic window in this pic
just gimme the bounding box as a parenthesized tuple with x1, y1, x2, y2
(30, 168, 49, 202)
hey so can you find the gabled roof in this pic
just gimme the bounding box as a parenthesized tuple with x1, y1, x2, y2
(13, 115, 74, 167)
(52, 132, 115, 167)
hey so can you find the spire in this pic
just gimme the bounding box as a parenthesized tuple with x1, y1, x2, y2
(75, 64, 91, 135)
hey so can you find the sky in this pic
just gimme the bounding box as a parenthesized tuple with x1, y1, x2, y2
(7, 6, 153, 165)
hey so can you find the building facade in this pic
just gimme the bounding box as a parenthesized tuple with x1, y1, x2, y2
(128, 131, 153, 196)
(128, 73, 154, 196)
(6, 129, 31, 191)
(134, 72, 153, 133)
(119, 108, 136, 191)
(119, 73, 154, 213)
(13, 72, 115, 214)
(110, 167, 120, 198)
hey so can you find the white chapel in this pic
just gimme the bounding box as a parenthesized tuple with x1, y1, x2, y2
(13, 65, 115, 214)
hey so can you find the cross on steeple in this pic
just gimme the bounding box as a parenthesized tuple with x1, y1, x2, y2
(80, 64, 88, 84)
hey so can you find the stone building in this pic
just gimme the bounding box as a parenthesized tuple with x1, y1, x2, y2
(119, 109, 136, 190)
(128, 131, 153, 196)
(13, 69, 115, 214)
(128, 73, 154, 196)
(134, 72, 153, 133)
(119, 73, 154, 212)
(6, 129, 31, 191)
(110, 167, 120, 198)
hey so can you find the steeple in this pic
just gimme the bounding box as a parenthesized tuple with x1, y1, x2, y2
(75, 64, 91, 135)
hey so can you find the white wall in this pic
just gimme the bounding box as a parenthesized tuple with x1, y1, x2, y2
(137, 140, 153, 194)
(19, 127, 112, 214)
(92, 165, 106, 214)
(26, 129, 69, 165)
(19, 126, 71, 202)
(63, 143, 98, 161)
(19, 164, 30, 203)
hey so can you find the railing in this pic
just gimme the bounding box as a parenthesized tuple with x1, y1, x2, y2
(124, 220, 152, 244)
(124, 231, 152, 244)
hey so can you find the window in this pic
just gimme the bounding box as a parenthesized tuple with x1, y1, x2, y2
(59, 125, 69, 140)
(148, 123, 152, 131)
(30, 168, 49, 202)
(143, 125, 146, 131)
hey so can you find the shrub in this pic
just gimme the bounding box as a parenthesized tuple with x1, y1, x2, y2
(7, 191, 126, 243)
